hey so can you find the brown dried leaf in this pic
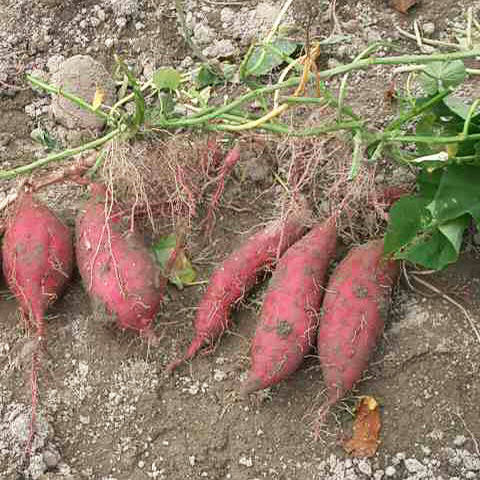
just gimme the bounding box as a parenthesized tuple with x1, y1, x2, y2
(343, 396, 381, 458)
(390, 0, 418, 14)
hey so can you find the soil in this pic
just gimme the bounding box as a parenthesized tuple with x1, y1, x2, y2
(1, 1, 480, 479)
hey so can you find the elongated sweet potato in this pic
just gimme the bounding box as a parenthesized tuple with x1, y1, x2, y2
(240, 218, 337, 396)
(167, 214, 308, 372)
(317, 239, 399, 411)
(2, 192, 73, 452)
(2, 192, 73, 336)
(75, 183, 162, 336)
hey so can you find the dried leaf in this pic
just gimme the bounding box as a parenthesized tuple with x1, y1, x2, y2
(390, 0, 418, 14)
(343, 396, 381, 458)
(92, 86, 106, 110)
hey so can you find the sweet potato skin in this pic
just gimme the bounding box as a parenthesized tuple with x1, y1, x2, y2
(2, 192, 73, 331)
(241, 218, 337, 395)
(75, 183, 162, 333)
(167, 215, 308, 372)
(317, 239, 399, 404)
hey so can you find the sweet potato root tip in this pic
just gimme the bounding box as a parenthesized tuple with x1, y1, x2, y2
(169, 213, 309, 372)
(166, 335, 206, 374)
(239, 374, 263, 398)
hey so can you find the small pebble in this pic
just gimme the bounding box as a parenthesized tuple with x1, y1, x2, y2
(374, 469, 385, 480)
(357, 459, 372, 476)
(454, 435, 467, 447)
(385, 466, 396, 477)
(239, 455, 253, 467)
(404, 458, 425, 473)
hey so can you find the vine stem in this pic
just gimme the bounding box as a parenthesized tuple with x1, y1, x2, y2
(462, 98, 480, 137)
(27, 75, 110, 121)
(0, 129, 120, 180)
(152, 48, 480, 129)
(382, 132, 480, 144)
(384, 89, 452, 133)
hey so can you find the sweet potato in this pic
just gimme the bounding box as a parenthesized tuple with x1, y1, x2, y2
(317, 239, 399, 411)
(167, 214, 308, 372)
(240, 218, 337, 396)
(75, 183, 162, 336)
(2, 192, 73, 336)
(2, 192, 73, 452)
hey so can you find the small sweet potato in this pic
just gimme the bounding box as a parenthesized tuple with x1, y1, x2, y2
(317, 239, 399, 411)
(75, 183, 162, 336)
(241, 218, 337, 395)
(167, 214, 308, 372)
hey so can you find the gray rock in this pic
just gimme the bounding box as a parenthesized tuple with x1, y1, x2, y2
(194, 24, 216, 45)
(404, 458, 426, 473)
(111, 0, 139, 17)
(27, 453, 47, 479)
(203, 39, 236, 59)
(385, 466, 396, 477)
(50, 55, 116, 129)
(43, 448, 61, 469)
(462, 451, 480, 471)
(453, 435, 467, 447)
(47, 54, 65, 73)
(357, 459, 372, 476)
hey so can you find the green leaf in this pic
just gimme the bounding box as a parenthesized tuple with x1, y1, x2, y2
(419, 60, 466, 96)
(417, 169, 443, 200)
(196, 65, 220, 89)
(437, 214, 469, 254)
(152, 234, 196, 289)
(395, 219, 466, 270)
(195, 63, 236, 89)
(415, 112, 442, 156)
(30, 127, 60, 152)
(384, 196, 431, 256)
(153, 68, 182, 91)
(442, 96, 480, 121)
(245, 37, 297, 77)
(427, 165, 480, 224)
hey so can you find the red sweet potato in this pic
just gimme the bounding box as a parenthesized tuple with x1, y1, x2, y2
(240, 218, 337, 396)
(75, 183, 162, 336)
(167, 214, 308, 372)
(2, 192, 73, 452)
(317, 239, 399, 411)
(2, 192, 73, 336)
